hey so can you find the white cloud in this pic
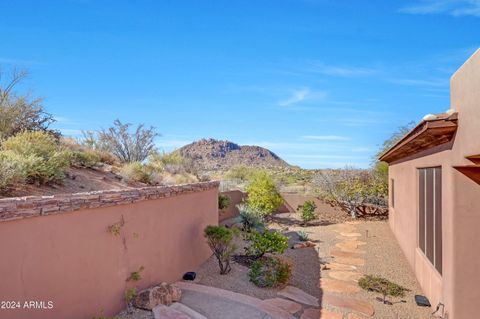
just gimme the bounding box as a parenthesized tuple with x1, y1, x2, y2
(399, 0, 480, 17)
(310, 63, 377, 77)
(278, 87, 326, 107)
(302, 135, 350, 141)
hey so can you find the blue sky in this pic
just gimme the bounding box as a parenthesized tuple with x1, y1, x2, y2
(1, 0, 479, 169)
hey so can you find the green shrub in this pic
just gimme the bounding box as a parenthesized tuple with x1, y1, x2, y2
(358, 275, 409, 304)
(118, 162, 152, 184)
(245, 170, 283, 216)
(236, 203, 265, 232)
(1, 131, 70, 184)
(225, 165, 257, 182)
(298, 200, 317, 225)
(68, 150, 101, 168)
(218, 194, 231, 210)
(0, 150, 29, 191)
(297, 230, 309, 242)
(204, 225, 237, 274)
(249, 256, 292, 288)
(245, 229, 288, 258)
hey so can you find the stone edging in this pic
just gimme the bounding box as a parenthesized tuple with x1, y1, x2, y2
(0, 181, 219, 223)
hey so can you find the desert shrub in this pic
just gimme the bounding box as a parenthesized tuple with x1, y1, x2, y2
(0, 69, 56, 139)
(95, 119, 159, 163)
(358, 275, 409, 304)
(245, 170, 283, 216)
(1, 131, 70, 184)
(68, 150, 101, 168)
(249, 256, 292, 288)
(218, 194, 231, 210)
(118, 162, 153, 184)
(297, 230, 309, 242)
(298, 200, 317, 225)
(0, 151, 29, 191)
(236, 203, 265, 232)
(204, 225, 237, 274)
(225, 165, 257, 182)
(245, 229, 288, 258)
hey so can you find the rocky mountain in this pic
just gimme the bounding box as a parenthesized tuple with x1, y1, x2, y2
(178, 138, 290, 172)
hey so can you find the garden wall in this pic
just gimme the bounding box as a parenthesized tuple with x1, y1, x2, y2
(218, 190, 246, 222)
(0, 181, 219, 319)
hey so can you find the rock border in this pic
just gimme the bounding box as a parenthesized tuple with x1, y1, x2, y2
(0, 181, 219, 222)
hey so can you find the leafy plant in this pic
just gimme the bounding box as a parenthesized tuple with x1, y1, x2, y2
(358, 275, 409, 304)
(245, 170, 283, 216)
(298, 200, 317, 225)
(1, 131, 70, 185)
(297, 230, 309, 242)
(218, 194, 231, 210)
(245, 229, 288, 258)
(124, 287, 137, 303)
(107, 217, 125, 236)
(204, 225, 237, 275)
(127, 266, 145, 282)
(249, 256, 292, 288)
(236, 203, 265, 232)
(118, 162, 153, 184)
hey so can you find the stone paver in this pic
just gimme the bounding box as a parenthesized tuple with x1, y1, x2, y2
(278, 286, 319, 307)
(322, 263, 357, 271)
(334, 256, 365, 266)
(323, 294, 375, 317)
(320, 278, 361, 293)
(339, 232, 362, 237)
(328, 271, 362, 282)
(347, 313, 363, 319)
(331, 250, 365, 258)
(176, 282, 295, 319)
(262, 298, 302, 314)
(300, 308, 342, 319)
(169, 303, 208, 319)
(153, 305, 192, 319)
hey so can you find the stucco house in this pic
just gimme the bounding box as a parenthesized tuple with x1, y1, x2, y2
(379, 49, 480, 319)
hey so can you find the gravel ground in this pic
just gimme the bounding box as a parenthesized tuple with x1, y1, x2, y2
(116, 207, 432, 319)
(353, 221, 432, 319)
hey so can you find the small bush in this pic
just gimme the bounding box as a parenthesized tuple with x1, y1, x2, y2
(298, 200, 317, 225)
(1, 131, 70, 185)
(297, 230, 309, 242)
(236, 203, 265, 232)
(249, 256, 292, 288)
(218, 194, 231, 210)
(245, 229, 289, 258)
(204, 225, 237, 274)
(118, 162, 152, 184)
(68, 150, 101, 168)
(0, 151, 29, 191)
(245, 170, 283, 217)
(127, 266, 145, 282)
(358, 275, 409, 304)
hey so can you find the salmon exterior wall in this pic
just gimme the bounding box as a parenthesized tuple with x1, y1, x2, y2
(218, 190, 246, 222)
(0, 187, 218, 319)
(388, 49, 480, 319)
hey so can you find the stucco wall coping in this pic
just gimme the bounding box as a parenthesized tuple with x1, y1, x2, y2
(0, 181, 219, 223)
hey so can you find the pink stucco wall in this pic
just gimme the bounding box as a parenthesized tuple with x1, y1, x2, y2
(388, 49, 480, 319)
(218, 190, 246, 222)
(0, 184, 218, 319)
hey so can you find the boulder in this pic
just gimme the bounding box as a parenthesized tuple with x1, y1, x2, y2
(133, 283, 182, 310)
(292, 241, 316, 249)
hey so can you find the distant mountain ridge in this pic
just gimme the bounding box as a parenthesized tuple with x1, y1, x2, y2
(178, 138, 290, 171)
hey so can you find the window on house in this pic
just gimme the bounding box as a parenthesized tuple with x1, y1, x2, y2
(391, 178, 395, 208)
(418, 167, 442, 275)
